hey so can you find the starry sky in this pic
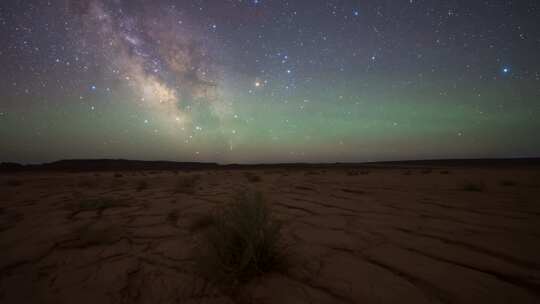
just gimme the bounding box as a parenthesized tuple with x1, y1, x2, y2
(1, 0, 539, 164)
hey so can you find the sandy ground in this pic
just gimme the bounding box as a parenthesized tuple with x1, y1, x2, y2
(1, 166, 540, 303)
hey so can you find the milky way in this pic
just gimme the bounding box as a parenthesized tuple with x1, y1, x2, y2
(1, 1, 539, 163)
(72, 0, 224, 125)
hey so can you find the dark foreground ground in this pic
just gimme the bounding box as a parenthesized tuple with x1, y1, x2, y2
(1, 164, 540, 303)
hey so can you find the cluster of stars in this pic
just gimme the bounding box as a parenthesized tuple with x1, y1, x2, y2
(0, 0, 538, 163)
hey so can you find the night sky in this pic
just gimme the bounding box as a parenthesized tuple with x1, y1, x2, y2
(1, 0, 539, 164)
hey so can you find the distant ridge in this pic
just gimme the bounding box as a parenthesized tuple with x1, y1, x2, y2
(362, 158, 540, 167)
(1, 158, 539, 172)
(0, 159, 219, 172)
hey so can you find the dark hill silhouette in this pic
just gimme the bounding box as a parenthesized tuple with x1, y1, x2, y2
(1, 158, 539, 173)
(0, 159, 219, 172)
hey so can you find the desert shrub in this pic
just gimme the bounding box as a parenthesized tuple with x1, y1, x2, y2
(175, 174, 200, 194)
(4, 179, 23, 187)
(403, 170, 412, 175)
(305, 170, 320, 175)
(500, 180, 517, 187)
(359, 170, 370, 175)
(114, 173, 123, 178)
(244, 172, 262, 183)
(440, 170, 450, 174)
(136, 180, 149, 191)
(461, 182, 484, 192)
(195, 191, 286, 285)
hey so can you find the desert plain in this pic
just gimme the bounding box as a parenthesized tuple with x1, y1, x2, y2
(1, 163, 540, 303)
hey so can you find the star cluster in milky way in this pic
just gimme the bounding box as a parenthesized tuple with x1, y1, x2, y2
(71, 1, 222, 124)
(0, 0, 539, 163)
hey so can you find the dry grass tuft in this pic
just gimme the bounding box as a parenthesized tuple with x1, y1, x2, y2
(195, 191, 286, 286)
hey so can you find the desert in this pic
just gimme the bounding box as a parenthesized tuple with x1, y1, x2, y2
(1, 160, 539, 303)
